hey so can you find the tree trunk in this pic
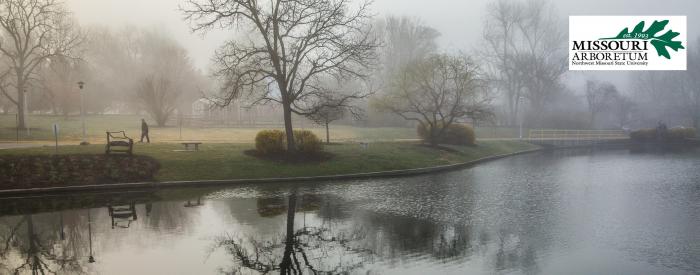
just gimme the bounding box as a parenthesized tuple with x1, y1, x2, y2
(282, 102, 296, 153)
(325, 122, 330, 144)
(429, 125, 439, 147)
(16, 77, 26, 129)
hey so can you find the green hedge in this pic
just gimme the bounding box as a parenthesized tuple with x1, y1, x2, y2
(255, 129, 323, 155)
(669, 127, 697, 139)
(255, 130, 286, 155)
(293, 130, 323, 154)
(0, 155, 160, 190)
(630, 127, 696, 142)
(417, 123, 476, 145)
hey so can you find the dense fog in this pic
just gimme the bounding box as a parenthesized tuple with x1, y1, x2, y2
(1, 0, 698, 131)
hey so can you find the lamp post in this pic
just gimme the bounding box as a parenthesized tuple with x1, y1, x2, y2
(518, 96, 525, 140)
(77, 81, 88, 145)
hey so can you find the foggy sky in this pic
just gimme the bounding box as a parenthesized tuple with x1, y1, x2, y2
(66, 0, 700, 92)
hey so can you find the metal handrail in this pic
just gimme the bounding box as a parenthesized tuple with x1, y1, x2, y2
(528, 129, 627, 140)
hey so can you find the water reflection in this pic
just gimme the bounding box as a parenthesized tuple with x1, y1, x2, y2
(107, 204, 137, 229)
(212, 189, 373, 274)
(0, 148, 698, 274)
(0, 213, 90, 274)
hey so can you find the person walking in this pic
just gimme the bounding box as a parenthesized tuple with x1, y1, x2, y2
(140, 118, 150, 143)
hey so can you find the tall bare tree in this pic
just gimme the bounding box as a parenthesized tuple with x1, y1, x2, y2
(137, 76, 180, 127)
(376, 54, 493, 146)
(632, 38, 700, 130)
(681, 37, 700, 130)
(481, 0, 566, 126)
(134, 30, 196, 127)
(376, 16, 440, 81)
(182, 0, 380, 152)
(585, 80, 619, 129)
(38, 54, 81, 116)
(366, 15, 440, 127)
(0, 0, 82, 129)
(481, 0, 523, 125)
(612, 93, 636, 128)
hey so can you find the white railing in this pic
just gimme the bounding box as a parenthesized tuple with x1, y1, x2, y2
(528, 129, 628, 140)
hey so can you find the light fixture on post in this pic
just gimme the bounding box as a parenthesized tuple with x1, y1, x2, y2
(77, 81, 89, 145)
(519, 96, 526, 140)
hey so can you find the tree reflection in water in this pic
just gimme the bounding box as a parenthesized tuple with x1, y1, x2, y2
(212, 189, 373, 274)
(0, 213, 89, 275)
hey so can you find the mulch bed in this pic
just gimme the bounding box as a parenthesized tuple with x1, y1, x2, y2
(0, 154, 160, 190)
(244, 149, 334, 163)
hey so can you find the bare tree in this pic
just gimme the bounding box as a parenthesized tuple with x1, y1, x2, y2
(0, 0, 82, 129)
(309, 106, 345, 144)
(585, 80, 619, 129)
(134, 30, 198, 127)
(137, 76, 180, 127)
(182, 0, 380, 153)
(481, 0, 523, 126)
(308, 101, 360, 145)
(681, 37, 700, 130)
(612, 93, 636, 128)
(38, 55, 81, 116)
(376, 54, 493, 147)
(481, 0, 566, 126)
(366, 15, 440, 127)
(376, 16, 440, 81)
(632, 39, 700, 131)
(515, 0, 566, 120)
(306, 78, 365, 144)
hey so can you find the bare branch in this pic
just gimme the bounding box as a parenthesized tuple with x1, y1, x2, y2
(183, 0, 379, 151)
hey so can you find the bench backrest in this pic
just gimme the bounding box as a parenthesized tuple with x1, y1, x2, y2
(107, 131, 131, 141)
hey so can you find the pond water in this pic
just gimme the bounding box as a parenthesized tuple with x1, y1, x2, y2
(0, 148, 699, 274)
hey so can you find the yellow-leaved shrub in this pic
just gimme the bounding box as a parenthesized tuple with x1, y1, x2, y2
(255, 129, 323, 155)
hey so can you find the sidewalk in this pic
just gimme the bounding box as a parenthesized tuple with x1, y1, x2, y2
(0, 142, 47, 150)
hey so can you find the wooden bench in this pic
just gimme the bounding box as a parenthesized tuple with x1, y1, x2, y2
(106, 131, 133, 155)
(181, 142, 202, 151)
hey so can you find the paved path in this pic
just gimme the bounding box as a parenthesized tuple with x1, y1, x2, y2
(0, 143, 46, 150)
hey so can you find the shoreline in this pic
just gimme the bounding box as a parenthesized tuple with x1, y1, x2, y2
(10, 139, 692, 197)
(0, 144, 542, 197)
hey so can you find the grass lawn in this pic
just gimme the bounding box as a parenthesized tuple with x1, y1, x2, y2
(0, 140, 540, 183)
(0, 114, 523, 143)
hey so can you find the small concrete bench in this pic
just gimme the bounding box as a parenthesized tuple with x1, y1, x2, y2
(181, 142, 202, 151)
(359, 142, 369, 150)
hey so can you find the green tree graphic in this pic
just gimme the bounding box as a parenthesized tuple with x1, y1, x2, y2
(601, 20, 685, 59)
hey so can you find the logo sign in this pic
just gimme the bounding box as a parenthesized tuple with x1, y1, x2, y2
(569, 16, 686, 70)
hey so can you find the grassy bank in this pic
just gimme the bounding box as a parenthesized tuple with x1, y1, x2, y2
(0, 114, 523, 143)
(0, 141, 539, 185)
